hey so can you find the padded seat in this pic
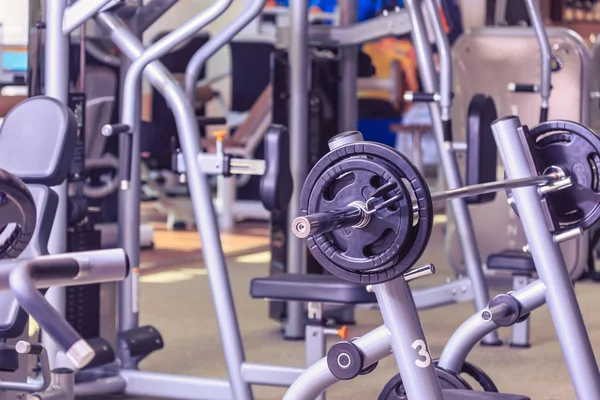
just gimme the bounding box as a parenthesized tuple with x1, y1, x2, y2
(443, 389, 529, 400)
(250, 274, 376, 304)
(487, 249, 535, 274)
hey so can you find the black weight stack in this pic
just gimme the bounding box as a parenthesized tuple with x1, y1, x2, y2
(268, 49, 340, 322)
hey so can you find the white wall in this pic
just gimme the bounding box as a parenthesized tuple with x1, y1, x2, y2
(0, 0, 29, 45)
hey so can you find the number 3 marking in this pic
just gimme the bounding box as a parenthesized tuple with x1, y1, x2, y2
(411, 339, 431, 368)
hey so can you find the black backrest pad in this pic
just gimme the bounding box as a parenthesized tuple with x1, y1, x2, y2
(0, 96, 77, 186)
(465, 94, 498, 204)
(0, 185, 58, 338)
(260, 124, 292, 212)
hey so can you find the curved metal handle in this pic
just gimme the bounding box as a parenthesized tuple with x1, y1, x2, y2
(9, 258, 95, 370)
(184, 0, 267, 104)
(524, 0, 552, 122)
(119, 0, 234, 188)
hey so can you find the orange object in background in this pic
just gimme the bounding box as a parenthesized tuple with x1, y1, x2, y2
(361, 37, 419, 111)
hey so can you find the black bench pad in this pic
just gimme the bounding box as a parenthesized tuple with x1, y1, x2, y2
(250, 274, 376, 304)
(487, 249, 535, 273)
(443, 390, 529, 400)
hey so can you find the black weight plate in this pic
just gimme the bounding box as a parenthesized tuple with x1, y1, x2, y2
(307, 158, 412, 274)
(0, 168, 36, 259)
(378, 368, 472, 400)
(300, 142, 433, 284)
(529, 120, 600, 230)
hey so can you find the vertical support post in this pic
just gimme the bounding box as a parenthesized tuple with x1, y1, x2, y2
(117, 17, 140, 366)
(338, 0, 358, 131)
(336, 0, 359, 327)
(492, 116, 600, 399)
(285, 0, 309, 339)
(373, 279, 444, 400)
(305, 302, 326, 400)
(43, 0, 70, 369)
(404, 0, 499, 345)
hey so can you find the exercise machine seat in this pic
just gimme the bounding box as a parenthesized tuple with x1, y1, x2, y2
(250, 274, 376, 304)
(0, 96, 77, 339)
(442, 389, 529, 400)
(487, 250, 536, 274)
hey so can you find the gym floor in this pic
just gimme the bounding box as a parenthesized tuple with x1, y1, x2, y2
(125, 213, 600, 400)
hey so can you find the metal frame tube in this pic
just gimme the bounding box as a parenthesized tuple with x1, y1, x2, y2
(492, 116, 600, 399)
(373, 279, 444, 400)
(403, 0, 498, 344)
(184, 0, 267, 103)
(524, 0, 551, 120)
(423, 0, 451, 121)
(44, 0, 70, 371)
(437, 279, 546, 372)
(285, 0, 310, 339)
(96, 13, 253, 399)
(117, 0, 232, 341)
(283, 326, 391, 400)
(338, 0, 358, 131)
(62, 0, 115, 34)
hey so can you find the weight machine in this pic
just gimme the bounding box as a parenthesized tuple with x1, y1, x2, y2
(267, 105, 600, 400)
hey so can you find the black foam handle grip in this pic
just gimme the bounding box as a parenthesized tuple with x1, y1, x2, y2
(509, 84, 537, 93)
(443, 119, 453, 142)
(197, 116, 227, 126)
(407, 92, 437, 102)
(540, 106, 548, 123)
(259, 125, 293, 212)
(293, 206, 363, 238)
(120, 134, 132, 186)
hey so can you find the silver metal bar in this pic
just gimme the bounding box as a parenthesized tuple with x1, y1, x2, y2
(510, 275, 532, 348)
(96, 13, 253, 400)
(184, 0, 267, 103)
(44, 0, 70, 371)
(276, 11, 412, 48)
(524, 0, 552, 119)
(492, 115, 600, 399)
(229, 159, 265, 175)
(338, 0, 358, 131)
(74, 376, 126, 396)
(373, 279, 444, 400)
(404, 0, 499, 345)
(241, 363, 304, 387)
(403, 264, 435, 282)
(430, 174, 560, 204)
(120, 370, 232, 399)
(286, 0, 310, 340)
(196, 155, 266, 175)
(438, 279, 546, 373)
(62, 0, 115, 33)
(423, 0, 452, 121)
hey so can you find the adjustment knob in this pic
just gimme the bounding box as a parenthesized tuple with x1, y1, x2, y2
(326, 341, 364, 380)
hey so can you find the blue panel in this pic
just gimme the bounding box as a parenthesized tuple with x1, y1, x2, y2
(1, 51, 28, 72)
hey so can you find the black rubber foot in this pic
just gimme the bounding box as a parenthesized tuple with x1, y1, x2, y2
(479, 339, 503, 347)
(509, 342, 531, 349)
